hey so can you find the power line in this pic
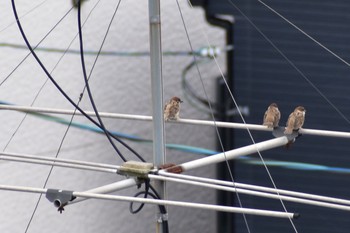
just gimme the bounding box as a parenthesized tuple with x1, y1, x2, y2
(11, 0, 145, 162)
(77, 0, 128, 161)
(0, 42, 232, 57)
(258, 0, 350, 68)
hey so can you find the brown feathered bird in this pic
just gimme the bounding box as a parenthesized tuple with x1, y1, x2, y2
(284, 106, 306, 134)
(263, 103, 281, 128)
(164, 96, 183, 121)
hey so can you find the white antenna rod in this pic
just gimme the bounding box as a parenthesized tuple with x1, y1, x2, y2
(69, 178, 140, 205)
(149, 174, 350, 211)
(0, 155, 117, 173)
(158, 171, 350, 206)
(148, 0, 166, 232)
(3, 150, 350, 210)
(4, 105, 350, 139)
(178, 137, 289, 172)
(0, 184, 297, 219)
(0, 151, 120, 169)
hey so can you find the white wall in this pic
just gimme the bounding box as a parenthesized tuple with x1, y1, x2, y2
(0, 0, 226, 232)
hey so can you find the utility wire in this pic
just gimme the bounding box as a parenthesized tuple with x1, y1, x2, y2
(24, 103, 78, 233)
(190, 1, 299, 231)
(0, 42, 232, 57)
(0, 0, 50, 34)
(181, 59, 220, 115)
(11, 0, 145, 162)
(5, 2, 102, 230)
(23, 1, 117, 230)
(77, 0, 127, 161)
(1, 5, 74, 87)
(176, 1, 252, 232)
(254, 0, 350, 125)
(22, 1, 105, 230)
(3, 0, 107, 171)
(2, 0, 88, 151)
(213, 0, 350, 230)
(258, 0, 350, 68)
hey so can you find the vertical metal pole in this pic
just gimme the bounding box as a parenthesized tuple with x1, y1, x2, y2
(148, 0, 166, 232)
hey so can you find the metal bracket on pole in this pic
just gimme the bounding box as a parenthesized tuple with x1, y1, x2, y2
(117, 160, 154, 179)
(46, 189, 76, 213)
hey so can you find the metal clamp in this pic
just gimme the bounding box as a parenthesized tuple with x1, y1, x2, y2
(46, 189, 76, 213)
(117, 161, 154, 178)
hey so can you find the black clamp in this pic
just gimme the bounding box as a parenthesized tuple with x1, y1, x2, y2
(46, 189, 76, 213)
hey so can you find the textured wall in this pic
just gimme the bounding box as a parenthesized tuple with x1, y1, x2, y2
(0, 0, 226, 232)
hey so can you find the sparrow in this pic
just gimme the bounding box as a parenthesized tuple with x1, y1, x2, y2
(263, 103, 281, 128)
(284, 106, 306, 134)
(164, 96, 183, 121)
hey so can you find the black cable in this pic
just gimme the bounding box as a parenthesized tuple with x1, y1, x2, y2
(77, 0, 126, 161)
(75, 0, 145, 162)
(182, 60, 218, 109)
(129, 179, 151, 214)
(11, 0, 145, 162)
(129, 181, 169, 233)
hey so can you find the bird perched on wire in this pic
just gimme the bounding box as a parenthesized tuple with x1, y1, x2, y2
(263, 103, 281, 128)
(284, 106, 306, 134)
(164, 96, 183, 121)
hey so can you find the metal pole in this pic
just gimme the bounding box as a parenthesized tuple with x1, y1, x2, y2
(148, 0, 166, 232)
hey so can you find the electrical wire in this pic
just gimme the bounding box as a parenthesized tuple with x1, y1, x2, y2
(130, 180, 169, 233)
(227, 0, 350, 126)
(2, 0, 88, 151)
(1, 5, 74, 87)
(129, 179, 151, 214)
(3, 0, 106, 160)
(11, 0, 145, 162)
(181, 59, 220, 115)
(258, 0, 350, 68)
(0, 0, 50, 34)
(7, 1, 104, 231)
(183, 0, 299, 231)
(10, 0, 350, 231)
(175, 1, 251, 232)
(190, 0, 350, 231)
(77, 0, 128, 161)
(24, 103, 79, 233)
(0, 42, 230, 57)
